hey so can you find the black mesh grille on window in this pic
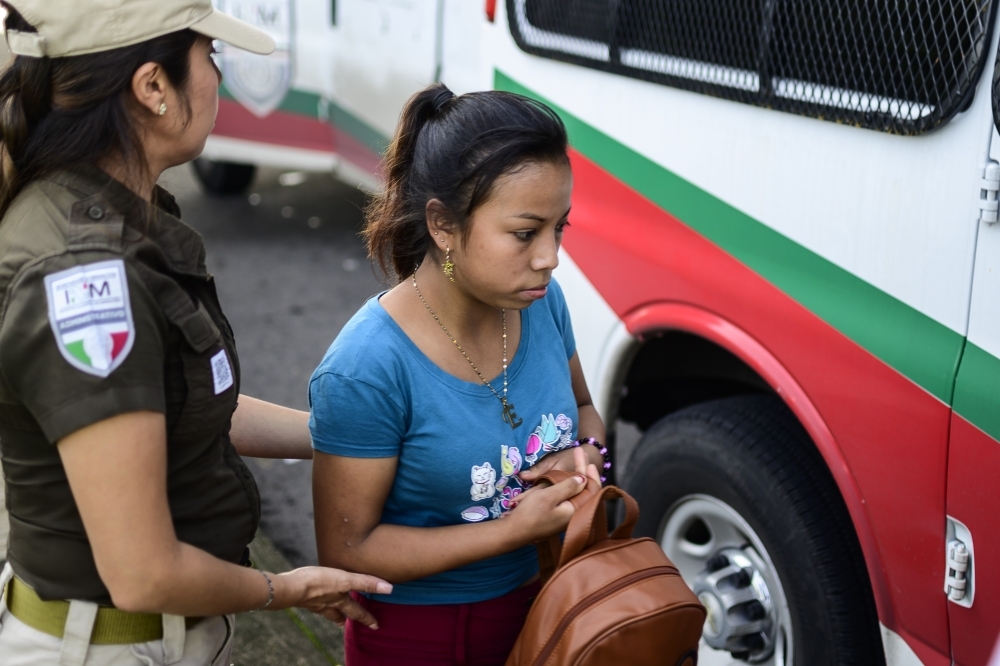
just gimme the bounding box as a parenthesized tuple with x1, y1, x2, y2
(507, 0, 997, 135)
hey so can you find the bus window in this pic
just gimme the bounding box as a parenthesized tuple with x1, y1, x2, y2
(616, 0, 762, 94)
(768, 0, 987, 132)
(525, 0, 611, 44)
(506, 0, 997, 135)
(512, 0, 612, 62)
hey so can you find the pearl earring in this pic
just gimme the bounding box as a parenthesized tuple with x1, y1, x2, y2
(158, 103, 167, 116)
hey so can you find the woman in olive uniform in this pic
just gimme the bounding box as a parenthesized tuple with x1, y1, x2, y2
(0, 1, 391, 664)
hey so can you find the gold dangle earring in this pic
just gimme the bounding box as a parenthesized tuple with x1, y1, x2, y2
(442, 246, 455, 282)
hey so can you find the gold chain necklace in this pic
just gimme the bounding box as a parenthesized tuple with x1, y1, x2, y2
(412, 273, 523, 429)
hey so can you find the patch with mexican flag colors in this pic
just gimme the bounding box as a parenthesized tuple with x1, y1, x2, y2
(44, 259, 135, 378)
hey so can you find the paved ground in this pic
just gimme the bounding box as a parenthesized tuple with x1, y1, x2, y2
(160, 163, 383, 569)
(236, 532, 347, 666)
(159, 163, 384, 662)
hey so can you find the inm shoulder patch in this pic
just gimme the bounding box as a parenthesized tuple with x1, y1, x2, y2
(43, 259, 135, 378)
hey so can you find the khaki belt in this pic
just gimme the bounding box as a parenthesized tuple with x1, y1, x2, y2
(4, 577, 202, 645)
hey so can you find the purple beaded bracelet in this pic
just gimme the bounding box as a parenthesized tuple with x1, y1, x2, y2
(572, 437, 611, 483)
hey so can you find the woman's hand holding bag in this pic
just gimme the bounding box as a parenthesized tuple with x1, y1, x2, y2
(505, 448, 602, 544)
(504, 465, 705, 666)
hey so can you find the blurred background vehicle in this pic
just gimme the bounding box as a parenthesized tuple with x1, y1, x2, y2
(197, 0, 486, 194)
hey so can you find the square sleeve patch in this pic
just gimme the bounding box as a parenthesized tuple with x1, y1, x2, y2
(43, 259, 135, 378)
(211, 349, 234, 395)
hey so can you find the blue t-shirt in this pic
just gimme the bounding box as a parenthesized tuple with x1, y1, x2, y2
(309, 279, 578, 605)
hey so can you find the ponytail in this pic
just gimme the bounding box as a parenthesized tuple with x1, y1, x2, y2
(0, 5, 201, 218)
(364, 82, 568, 282)
(364, 84, 454, 279)
(0, 12, 52, 212)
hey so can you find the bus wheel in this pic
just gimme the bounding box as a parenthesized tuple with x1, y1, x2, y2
(191, 158, 256, 195)
(623, 395, 884, 666)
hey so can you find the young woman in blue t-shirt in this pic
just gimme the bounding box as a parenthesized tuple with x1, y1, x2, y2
(309, 83, 608, 665)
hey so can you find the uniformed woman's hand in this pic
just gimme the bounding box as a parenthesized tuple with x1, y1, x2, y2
(272, 566, 392, 627)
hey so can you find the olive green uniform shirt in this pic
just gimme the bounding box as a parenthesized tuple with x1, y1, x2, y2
(0, 166, 260, 604)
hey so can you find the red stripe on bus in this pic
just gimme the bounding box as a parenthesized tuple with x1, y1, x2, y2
(946, 414, 1000, 666)
(212, 99, 382, 175)
(563, 148, 951, 663)
(214, 99, 335, 152)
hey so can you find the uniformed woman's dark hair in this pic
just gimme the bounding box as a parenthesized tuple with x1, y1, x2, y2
(364, 83, 569, 281)
(0, 5, 203, 217)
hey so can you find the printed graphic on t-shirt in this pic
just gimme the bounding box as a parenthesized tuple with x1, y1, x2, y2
(43, 259, 134, 378)
(525, 413, 574, 465)
(460, 413, 574, 522)
(470, 462, 497, 501)
(211, 349, 234, 394)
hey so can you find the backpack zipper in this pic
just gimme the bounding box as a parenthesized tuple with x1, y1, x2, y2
(531, 565, 678, 666)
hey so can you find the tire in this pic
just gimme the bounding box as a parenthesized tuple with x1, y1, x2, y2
(190, 158, 256, 195)
(623, 395, 884, 666)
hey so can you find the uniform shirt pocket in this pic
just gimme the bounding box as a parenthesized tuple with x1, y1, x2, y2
(169, 299, 221, 354)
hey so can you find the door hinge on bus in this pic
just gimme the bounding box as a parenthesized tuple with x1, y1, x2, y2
(944, 516, 975, 607)
(978, 161, 999, 224)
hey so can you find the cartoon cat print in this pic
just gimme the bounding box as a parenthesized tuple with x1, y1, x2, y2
(470, 462, 497, 501)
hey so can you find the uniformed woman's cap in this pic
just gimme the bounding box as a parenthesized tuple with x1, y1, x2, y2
(4, 0, 275, 58)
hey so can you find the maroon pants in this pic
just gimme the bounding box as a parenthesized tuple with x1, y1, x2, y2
(344, 581, 542, 666)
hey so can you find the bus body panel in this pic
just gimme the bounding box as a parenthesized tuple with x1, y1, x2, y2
(946, 416, 1000, 666)
(302, 0, 438, 139)
(555, 143, 951, 661)
(947, 122, 1000, 666)
(487, 1, 1000, 658)
(485, 9, 991, 342)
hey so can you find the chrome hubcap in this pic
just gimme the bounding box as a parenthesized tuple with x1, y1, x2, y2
(660, 495, 794, 665)
(693, 548, 776, 659)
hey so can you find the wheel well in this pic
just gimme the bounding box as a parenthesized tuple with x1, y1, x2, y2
(609, 324, 891, 634)
(617, 330, 772, 432)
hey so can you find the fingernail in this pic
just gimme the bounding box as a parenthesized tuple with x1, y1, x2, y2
(371, 624, 379, 631)
(575, 476, 585, 484)
(376, 582, 393, 594)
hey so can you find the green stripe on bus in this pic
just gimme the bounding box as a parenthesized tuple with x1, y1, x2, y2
(953, 343, 1000, 442)
(219, 85, 389, 155)
(495, 70, 964, 405)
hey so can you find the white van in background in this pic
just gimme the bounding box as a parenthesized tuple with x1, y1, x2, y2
(198, 0, 486, 193)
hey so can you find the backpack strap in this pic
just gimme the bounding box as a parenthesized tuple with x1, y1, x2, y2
(532, 470, 600, 583)
(530, 471, 642, 578)
(536, 534, 562, 584)
(559, 486, 641, 567)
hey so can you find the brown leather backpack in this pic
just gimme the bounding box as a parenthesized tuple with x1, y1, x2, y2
(505, 471, 705, 666)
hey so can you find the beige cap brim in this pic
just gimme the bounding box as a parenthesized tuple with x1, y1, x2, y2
(189, 9, 275, 55)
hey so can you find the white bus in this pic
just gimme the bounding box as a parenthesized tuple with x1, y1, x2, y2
(201, 2, 1000, 665)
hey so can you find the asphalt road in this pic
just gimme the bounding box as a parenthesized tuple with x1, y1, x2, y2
(160, 164, 382, 567)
